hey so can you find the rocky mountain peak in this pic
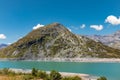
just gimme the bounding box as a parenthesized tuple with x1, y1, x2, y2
(32, 22, 68, 34)
(1, 23, 120, 59)
(114, 30, 120, 35)
(49, 22, 62, 27)
(86, 30, 120, 49)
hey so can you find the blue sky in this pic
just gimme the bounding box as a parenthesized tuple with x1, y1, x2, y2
(0, 0, 120, 44)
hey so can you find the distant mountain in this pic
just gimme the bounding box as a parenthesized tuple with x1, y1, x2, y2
(0, 44, 8, 49)
(86, 30, 120, 49)
(0, 23, 120, 60)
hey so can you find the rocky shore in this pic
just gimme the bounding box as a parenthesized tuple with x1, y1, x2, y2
(34, 58, 120, 62)
(1, 58, 120, 62)
(16, 58, 120, 63)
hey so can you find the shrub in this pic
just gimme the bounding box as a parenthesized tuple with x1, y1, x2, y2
(97, 76, 107, 80)
(0, 68, 16, 76)
(2, 68, 9, 75)
(37, 70, 48, 79)
(8, 70, 16, 76)
(50, 70, 62, 80)
(61, 77, 73, 80)
(43, 76, 51, 80)
(16, 72, 23, 75)
(31, 68, 38, 76)
(22, 74, 34, 80)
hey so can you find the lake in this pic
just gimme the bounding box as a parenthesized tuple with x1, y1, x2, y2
(0, 61, 120, 80)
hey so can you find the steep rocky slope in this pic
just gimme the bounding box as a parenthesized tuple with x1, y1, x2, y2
(87, 30, 120, 49)
(0, 23, 120, 59)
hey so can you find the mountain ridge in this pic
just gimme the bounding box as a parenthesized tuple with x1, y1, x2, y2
(0, 23, 120, 60)
(0, 44, 8, 49)
(86, 30, 120, 49)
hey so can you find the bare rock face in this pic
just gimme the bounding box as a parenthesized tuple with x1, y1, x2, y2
(87, 30, 120, 49)
(0, 23, 120, 60)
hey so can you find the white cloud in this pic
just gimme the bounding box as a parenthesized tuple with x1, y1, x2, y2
(33, 24, 44, 30)
(105, 15, 120, 25)
(90, 25, 103, 31)
(80, 24, 85, 29)
(8, 43, 12, 45)
(19, 37, 22, 39)
(0, 34, 6, 39)
(67, 28, 72, 32)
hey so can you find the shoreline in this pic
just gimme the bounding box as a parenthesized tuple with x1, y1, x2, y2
(1, 58, 120, 63)
(35, 58, 120, 63)
(9, 68, 98, 80)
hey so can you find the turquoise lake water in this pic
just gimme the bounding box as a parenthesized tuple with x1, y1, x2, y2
(0, 61, 120, 80)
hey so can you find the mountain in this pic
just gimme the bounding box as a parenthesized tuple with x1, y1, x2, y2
(0, 23, 120, 60)
(86, 30, 120, 49)
(0, 44, 8, 49)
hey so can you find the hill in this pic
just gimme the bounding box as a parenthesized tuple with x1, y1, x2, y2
(0, 23, 120, 60)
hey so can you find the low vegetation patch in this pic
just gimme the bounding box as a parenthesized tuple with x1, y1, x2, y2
(0, 68, 107, 80)
(97, 76, 107, 80)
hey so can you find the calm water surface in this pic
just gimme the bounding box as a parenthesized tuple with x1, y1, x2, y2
(0, 61, 120, 80)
